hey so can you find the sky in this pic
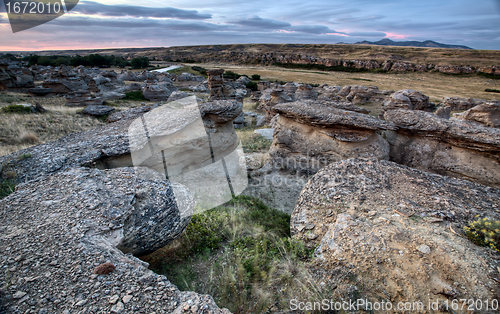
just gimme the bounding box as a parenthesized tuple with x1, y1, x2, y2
(0, 0, 499, 51)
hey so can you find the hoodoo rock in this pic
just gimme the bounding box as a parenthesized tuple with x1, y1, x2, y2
(452, 101, 500, 128)
(269, 100, 395, 173)
(291, 158, 500, 310)
(0, 167, 230, 313)
(384, 108, 500, 187)
(382, 89, 435, 112)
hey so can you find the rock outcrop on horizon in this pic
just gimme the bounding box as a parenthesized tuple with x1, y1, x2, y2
(291, 158, 500, 311)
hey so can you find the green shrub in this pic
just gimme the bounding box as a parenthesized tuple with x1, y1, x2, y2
(0, 179, 16, 199)
(1, 105, 33, 114)
(123, 90, 147, 101)
(191, 66, 207, 75)
(251, 74, 261, 81)
(130, 57, 150, 69)
(464, 217, 500, 251)
(223, 70, 241, 80)
(245, 81, 258, 91)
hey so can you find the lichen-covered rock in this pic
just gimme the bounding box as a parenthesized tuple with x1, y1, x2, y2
(384, 108, 500, 187)
(167, 91, 189, 102)
(142, 84, 178, 101)
(295, 84, 318, 100)
(107, 103, 159, 123)
(269, 100, 395, 172)
(441, 96, 486, 111)
(292, 158, 500, 310)
(0, 167, 230, 313)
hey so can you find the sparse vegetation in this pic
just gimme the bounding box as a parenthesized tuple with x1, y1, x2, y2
(1, 105, 33, 114)
(142, 195, 318, 313)
(236, 124, 273, 153)
(251, 74, 261, 81)
(223, 70, 242, 80)
(245, 81, 258, 91)
(464, 217, 500, 252)
(18, 153, 32, 160)
(0, 178, 16, 199)
(191, 66, 207, 76)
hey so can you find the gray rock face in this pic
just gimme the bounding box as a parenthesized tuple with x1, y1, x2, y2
(0, 167, 229, 313)
(269, 100, 395, 173)
(291, 158, 500, 307)
(142, 84, 178, 101)
(167, 91, 189, 102)
(107, 104, 159, 123)
(384, 109, 500, 187)
(441, 96, 486, 111)
(295, 84, 318, 100)
(383, 89, 435, 112)
(83, 104, 116, 116)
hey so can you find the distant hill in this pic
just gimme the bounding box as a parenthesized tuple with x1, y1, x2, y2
(354, 38, 472, 50)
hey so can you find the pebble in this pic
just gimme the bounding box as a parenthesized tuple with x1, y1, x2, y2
(12, 291, 27, 299)
(417, 244, 431, 254)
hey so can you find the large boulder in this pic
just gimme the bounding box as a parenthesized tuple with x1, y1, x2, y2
(83, 104, 115, 116)
(294, 84, 318, 100)
(0, 167, 229, 313)
(269, 100, 395, 173)
(292, 158, 500, 310)
(383, 89, 435, 112)
(107, 104, 159, 123)
(142, 84, 177, 101)
(384, 109, 500, 187)
(65, 91, 103, 107)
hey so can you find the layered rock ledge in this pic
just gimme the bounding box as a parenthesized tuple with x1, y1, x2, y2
(0, 167, 229, 313)
(269, 100, 396, 173)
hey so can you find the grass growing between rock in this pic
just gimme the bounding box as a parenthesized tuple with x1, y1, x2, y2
(142, 196, 320, 313)
(236, 124, 273, 153)
(123, 90, 147, 101)
(0, 179, 16, 199)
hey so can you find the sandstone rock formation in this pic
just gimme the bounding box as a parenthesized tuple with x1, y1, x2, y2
(142, 84, 177, 101)
(384, 108, 500, 187)
(167, 91, 189, 102)
(452, 101, 500, 128)
(107, 104, 159, 123)
(269, 100, 395, 173)
(65, 91, 104, 107)
(440, 96, 487, 111)
(382, 89, 435, 112)
(0, 167, 229, 313)
(294, 84, 318, 100)
(291, 158, 500, 310)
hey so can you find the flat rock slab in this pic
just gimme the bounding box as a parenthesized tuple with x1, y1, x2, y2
(292, 158, 500, 308)
(83, 104, 115, 116)
(0, 167, 229, 313)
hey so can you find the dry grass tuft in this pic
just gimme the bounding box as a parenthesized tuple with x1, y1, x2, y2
(19, 132, 40, 144)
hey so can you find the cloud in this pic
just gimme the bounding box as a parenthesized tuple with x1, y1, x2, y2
(289, 25, 339, 34)
(231, 16, 291, 29)
(347, 31, 386, 37)
(73, 1, 211, 19)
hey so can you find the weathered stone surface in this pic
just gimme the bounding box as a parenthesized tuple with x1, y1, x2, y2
(167, 91, 189, 102)
(291, 158, 500, 309)
(142, 84, 177, 101)
(441, 96, 486, 111)
(0, 167, 229, 313)
(27, 87, 53, 96)
(269, 100, 395, 172)
(83, 104, 116, 116)
(452, 101, 500, 128)
(65, 91, 104, 107)
(383, 89, 434, 112)
(384, 109, 500, 187)
(107, 104, 159, 123)
(257, 88, 293, 120)
(295, 84, 318, 100)
(436, 65, 475, 74)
